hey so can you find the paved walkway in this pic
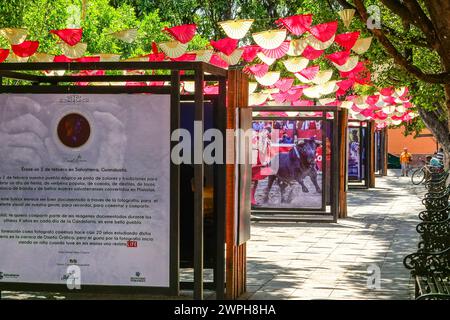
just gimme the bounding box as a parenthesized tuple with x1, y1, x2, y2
(244, 170, 425, 300)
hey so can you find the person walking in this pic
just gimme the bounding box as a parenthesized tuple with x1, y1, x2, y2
(400, 147, 412, 177)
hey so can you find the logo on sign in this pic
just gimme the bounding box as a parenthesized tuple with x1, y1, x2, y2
(127, 240, 138, 248)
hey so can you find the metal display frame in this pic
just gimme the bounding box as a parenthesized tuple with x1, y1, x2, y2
(347, 120, 371, 189)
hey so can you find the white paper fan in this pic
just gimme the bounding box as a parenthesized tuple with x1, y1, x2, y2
(218, 48, 243, 65)
(6, 53, 29, 62)
(382, 106, 396, 114)
(318, 98, 336, 106)
(312, 70, 333, 85)
(287, 38, 308, 56)
(195, 49, 213, 62)
(109, 28, 138, 43)
(249, 92, 270, 106)
(249, 82, 258, 94)
(30, 53, 54, 62)
(333, 56, 359, 72)
(0, 28, 28, 45)
(218, 19, 254, 39)
(306, 34, 335, 50)
(294, 73, 313, 84)
(59, 42, 87, 59)
(318, 81, 338, 94)
(282, 57, 309, 73)
(256, 52, 276, 66)
(43, 70, 66, 76)
(159, 40, 188, 58)
(340, 101, 353, 109)
(252, 29, 287, 50)
(255, 72, 280, 86)
(303, 85, 322, 99)
(97, 53, 121, 62)
(396, 105, 406, 113)
(352, 37, 372, 54)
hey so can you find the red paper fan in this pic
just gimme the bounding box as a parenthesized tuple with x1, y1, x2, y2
(335, 32, 360, 50)
(50, 28, 82, 46)
(380, 87, 394, 96)
(366, 95, 380, 106)
(163, 24, 197, 44)
(382, 96, 396, 104)
(261, 41, 289, 59)
(271, 92, 287, 104)
(309, 21, 338, 42)
(299, 65, 320, 80)
(170, 53, 197, 61)
(11, 40, 39, 57)
(274, 78, 294, 92)
(210, 37, 238, 56)
(241, 45, 261, 62)
(148, 52, 166, 61)
(336, 79, 355, 91)
(292, 100, 314, 106)
(275, 14, 313, 36)
(75, 56, 100, 63)
(209, 54, 229, 68)
(302, 46, 324, 60)
(244, 64, 269, 77)
(326, 50, 350, 66)
(0, 49, 10, 63)
(53, 55, 72, 63)
(284, 88, 303, 102)
(340, 61, 371, 84)
(360, 108, 375, 118)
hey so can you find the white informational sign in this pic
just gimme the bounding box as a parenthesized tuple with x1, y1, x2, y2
(0, 94, 171, 288)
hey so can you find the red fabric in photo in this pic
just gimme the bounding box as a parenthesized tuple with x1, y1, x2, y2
(50, 28, 83, 46)
(0, 49, 9, 62)
(309, 21, 338, 42)
(275, 14, 313, 36)
(163, 24, 197, 44)
(210, 37, 239, 56)
(302, 46, 324, 60)
(11, 40, 39, 57)
(335, 32, 360, 50)
(241, 45, 262, 62)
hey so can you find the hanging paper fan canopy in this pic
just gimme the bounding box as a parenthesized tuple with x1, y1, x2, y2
(249, 92, 270, 106)
(256, 52, 276, 66)
(249, 82, 258, 94)
(59, 42, 87, 59)
(218, 48, 243, 65)
(50, 28, 82, 46)
(30, 52, 54, 62)
(338, 9, 355, 28)
(252, 29, 287, 50)
(255, 72, 280, 86)
(163, 24, 197, 44)
(0, 28, 28, 45)
(302, 46, 324, 60)
(326, 50, 350, 66)
(194, 49, 213, 63)
(158, 40, 188, 58)
(333, 56, 359, 72)
(309, 21, 338, 42)
(11, 40, 39, 57)
(306, 34, 335, 50)
(287, 38, 308, 56)
(275, 14, 312, 36)
(261, 41, 289, 59)
(283, 57, 309, 73)
(109, 29, 138, 43)
(0, 49, 10, 63)
(312, 70, 333, 85)
(274, 78, 294, 92)
(351, 37, 372, 54)
(244, 63, 269, 77)
(335, 32, 360, 50)
(210, 37, 238, 56)
(209, 54, 229, 68)
(218, 19, 254, 39)
(96, 53, 121, 62)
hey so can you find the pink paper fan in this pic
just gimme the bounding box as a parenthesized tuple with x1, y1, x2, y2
(335, 32, 360, 50)
(11, 40, 39, 57)
(292, 99, 314, 106)
(209, 54, 229, 68)
(326, 50, 350, 65)
(360, 108, 375, 118)
(210, 37, 239, 56)
(309, 21, 338, 42)
(271, 92, 288, 104)
(302, 46, 324, 60)
(274, 78, 294, 92)
(299, 65, 320, 80)
(244, 64, 269, 77)
(284, 88, 303, 102)
(261, 41, 289, 59)
(50, 28, 83, 46)
(163, 24, 197, 44)
(275, 14, 313, 36)
(241, 45, 262, 62)
(0, 49, 9, 62)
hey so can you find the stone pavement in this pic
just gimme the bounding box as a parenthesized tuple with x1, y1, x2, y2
(244, 170, 425, 300)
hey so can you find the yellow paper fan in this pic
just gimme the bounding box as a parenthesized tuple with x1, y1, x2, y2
(338, 9, 355, 28)
(109, 28, 138, 43)
(59, 42, 87, 59)
(294, 73, 313, 84)
(312, 70, 333, 85)
(249, 82, 258, 94)
(318, 80, 338, 94)
(6, 53, 29, 63)
(252, 29, 287, 50)
(287, 39, 308, 56)
(30, 53, 54, 62)
(306, 34, 335, 50)
(249, 92, 270, 106)
(303, 85, 322, 99)
(0, 28, 28, 45)
(333, 56, 359, 72)
(158, 40, 188, 58)
(255, 71, 280, 86)
(183, 81, 195, 93)
(218, 19, 254, 40)
(256, 52, 276, 66)
(282, 57, 309, 73)
(194, 49, 213, 62)
(351, 37, 372, 54)
(218, 48, 243, 65)
(97, 53, 121, 62)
